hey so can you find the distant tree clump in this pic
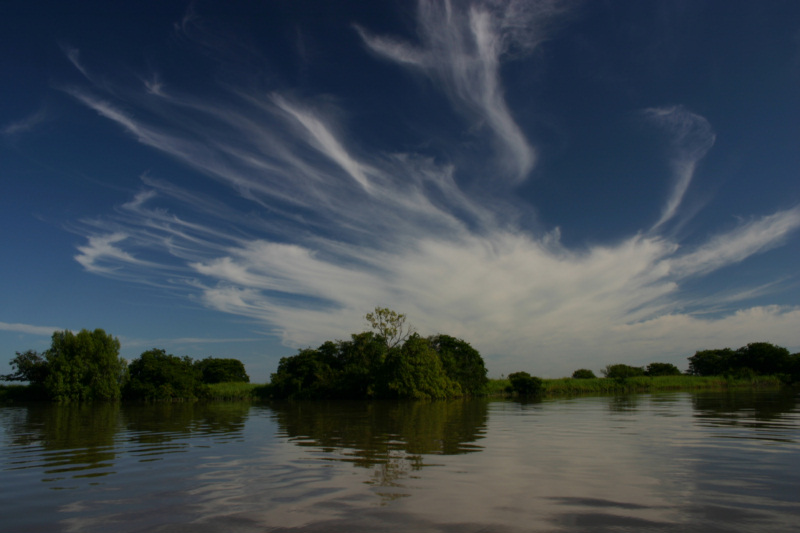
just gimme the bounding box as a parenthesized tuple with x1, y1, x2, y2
(195, 357, 249, 384)
(644, 362, 682, 377)
(2, 350, 50, 384)
(2, 329, 128, 401)
(688, 342, 795, 379)
(602, 364, 645, 379)
(124, 349, 205, 401)
(571, 368, 596, 379)
(266, 308, 488, 400)
(506, 371, 543, 396)
(44, 329, 127, 402)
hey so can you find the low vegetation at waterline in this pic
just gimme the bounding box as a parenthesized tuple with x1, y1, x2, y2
(1, 329, 250, 402)
(2, 318, 798, 403)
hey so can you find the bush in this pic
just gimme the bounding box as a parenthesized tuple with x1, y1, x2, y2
(265, 309, 487, 400)
(429, 334, 489, 395)
(382, 335, 460, 399)
(602, 364, 645, 379)
(572, 368, 596, 379)
(644, 362, 682, 377)
(195, 357, 249, 384)
(688, 343, 792, 377)
(124, 349, 205, 401)
(506, 371, 543, 396)
(44, 329, 127, 402)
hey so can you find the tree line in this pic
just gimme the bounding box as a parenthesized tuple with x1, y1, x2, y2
(2, 329, 249, 402)
(265, 308, 488, 400)
(4, 316, 796, 402)
(506, 341, 800, 397)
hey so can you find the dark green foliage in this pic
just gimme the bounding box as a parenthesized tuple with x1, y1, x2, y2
(571, 368, 596, 379)
(334, 332, 388, 397)
(602, 364, 645, 379)
(644, 362, 682, 377)
(382, 335, 461, 400)
(688, 348, 735, 376)
(429, 334, 488, 395)
(2, 350, 50, 384)
(688, 343, 793, 378)
(124, 349, 205, 401)
(732, 342, 791, 376)
(44, 329, 126, 402)
(268, 347, 339, 399)
(506, 371, 543, 396)
(195, 357, 249, 384)
(265, 311, 486, 400)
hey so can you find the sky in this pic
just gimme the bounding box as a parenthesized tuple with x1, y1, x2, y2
(2, 0, 799, 382)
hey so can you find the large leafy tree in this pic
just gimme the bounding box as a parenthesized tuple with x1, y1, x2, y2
(265, 309, 486, 400)
(44, 329, 126, 401)
(602, 364, 645, 379)
(688, 348, 735, 376)
(2, 350, 50, 384)
(124, 349, 204, 400)
(382, 334, 460, 400)
(506, 371, 543, 396)
(429, 334, 488, 395)
(366, 307, 412, 348)
(195, 357, 250, 383)
(269, 347, 339, 399)
(732, 342, 791, 376)
(644, 362, 682, 377)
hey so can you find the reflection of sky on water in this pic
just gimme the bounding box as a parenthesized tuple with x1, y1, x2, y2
(1, 392, 799, 532)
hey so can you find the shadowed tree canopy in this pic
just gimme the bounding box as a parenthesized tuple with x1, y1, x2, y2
(44, 329, 127, 402)
(195, 357, 249, 384)
(124, 349, 205, 401)
(2, 350, 50, 384)
(571, 368, 596, 379)
(688, 342, 794, 378)
(266, 309, 487, 400)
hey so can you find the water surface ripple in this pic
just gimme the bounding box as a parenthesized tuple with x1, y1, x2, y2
(1, 391, 798, 532)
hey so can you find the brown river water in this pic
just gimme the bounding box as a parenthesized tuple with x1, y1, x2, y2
(1, 390, 798, 532)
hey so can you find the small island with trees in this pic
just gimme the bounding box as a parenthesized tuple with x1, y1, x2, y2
(2, 308, 798, 403)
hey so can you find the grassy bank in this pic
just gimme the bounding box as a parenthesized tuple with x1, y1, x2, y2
(2, 375, 787, 404)
(204, 382, 268, 401)
(488, 374, 786, 397)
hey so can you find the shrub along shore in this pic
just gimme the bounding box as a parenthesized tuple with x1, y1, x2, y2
(1, 311, 797, 403)
(0, 373, 788, 404)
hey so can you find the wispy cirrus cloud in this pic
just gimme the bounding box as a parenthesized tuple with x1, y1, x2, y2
(1, 107, 48, 138)
(356, 0, 566, 183)
(63, 1, 800, 375)
(645, 105, 717, 231)
(0, 322, 60, 336)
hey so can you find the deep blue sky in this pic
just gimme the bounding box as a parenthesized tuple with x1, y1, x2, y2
(2, 0, 799, 381)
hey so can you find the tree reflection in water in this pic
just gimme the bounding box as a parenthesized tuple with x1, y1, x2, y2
(265, 399, 488, 500)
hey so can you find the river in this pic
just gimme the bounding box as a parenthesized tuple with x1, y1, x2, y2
(1, 390, 798, 532)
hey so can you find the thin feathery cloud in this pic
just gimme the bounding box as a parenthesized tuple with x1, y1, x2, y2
(645, 105, 716, 231)
(356, 0, 564, 183)
(1, 107, 48, 138)
(0, 322, 61, 336)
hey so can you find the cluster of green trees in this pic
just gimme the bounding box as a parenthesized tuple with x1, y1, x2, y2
(599, 362, 682, 379)
(687, 342, 799, 380)
(2, 329, 249, 402)
(266, 308, 488, 400)
(505, 342, 799, 397)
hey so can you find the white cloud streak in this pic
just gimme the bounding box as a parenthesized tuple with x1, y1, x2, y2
(356, 0, 566, 183)
(645, 105, 716, 231)
(63, 1, 800, 375)
(0, 322, 60, 336)
(1, 107, 48, 138)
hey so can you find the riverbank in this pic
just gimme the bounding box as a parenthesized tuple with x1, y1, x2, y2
(2, 374, 788, 403)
